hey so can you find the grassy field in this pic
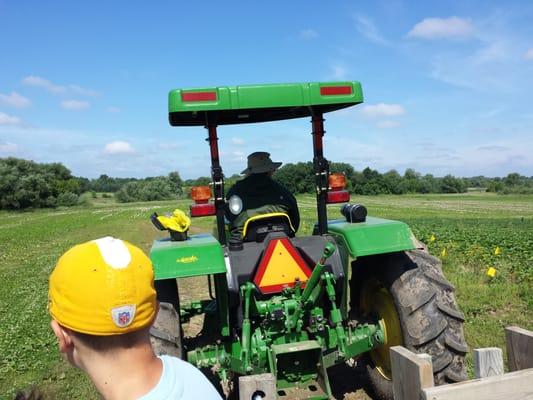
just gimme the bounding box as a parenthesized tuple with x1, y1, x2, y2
(0, 193, 531, 399)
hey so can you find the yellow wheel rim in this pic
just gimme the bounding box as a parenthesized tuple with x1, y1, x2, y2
(360, 279, 403, 380)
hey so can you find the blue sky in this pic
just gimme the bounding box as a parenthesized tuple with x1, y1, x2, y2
(0, 0, 532, 179)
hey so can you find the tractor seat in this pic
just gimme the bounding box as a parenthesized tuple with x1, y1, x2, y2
(242, 212, 295, 242)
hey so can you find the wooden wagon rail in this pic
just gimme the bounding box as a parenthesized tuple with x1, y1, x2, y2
(391, 326, 533, 400)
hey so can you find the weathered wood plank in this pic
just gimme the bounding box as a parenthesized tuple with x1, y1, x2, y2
(239, 373, 276, 400)
(390, 346, 434, 400)
(473, 347, 504, 378)
(418, 353, 433, 364)
(422, 368, 533, 400)
(506, 326, 533, 372)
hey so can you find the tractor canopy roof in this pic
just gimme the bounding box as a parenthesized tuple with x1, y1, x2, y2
(168, 81, 363, 126)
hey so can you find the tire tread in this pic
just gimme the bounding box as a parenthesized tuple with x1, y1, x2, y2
(352, 249, 468, 400)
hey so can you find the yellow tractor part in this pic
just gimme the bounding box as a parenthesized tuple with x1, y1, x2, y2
(242, 212, 295, 238)
(360, 279, 403, 380)
(157, 209, 191, 233)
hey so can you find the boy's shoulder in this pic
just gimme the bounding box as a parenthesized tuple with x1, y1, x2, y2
(142, 356, 222, 400)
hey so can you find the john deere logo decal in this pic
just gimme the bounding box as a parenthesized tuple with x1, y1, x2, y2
(176, 255, 198, 263)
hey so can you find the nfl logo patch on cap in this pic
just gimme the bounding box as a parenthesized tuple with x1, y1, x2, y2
(111, 305, 136, 328)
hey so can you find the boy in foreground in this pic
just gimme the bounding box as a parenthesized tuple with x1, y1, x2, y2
(48, 236, 222, 400)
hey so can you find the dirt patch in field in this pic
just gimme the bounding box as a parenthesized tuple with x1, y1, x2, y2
(177, 276, 374, 399)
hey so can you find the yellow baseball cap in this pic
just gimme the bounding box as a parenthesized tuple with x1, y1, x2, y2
(49, 237, 157, 335)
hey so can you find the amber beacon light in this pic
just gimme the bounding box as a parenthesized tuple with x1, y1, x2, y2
(326, 173, 350, 203)
(190, 185, 216, 217)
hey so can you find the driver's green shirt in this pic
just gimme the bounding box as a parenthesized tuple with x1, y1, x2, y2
(225, 173, 300, 233)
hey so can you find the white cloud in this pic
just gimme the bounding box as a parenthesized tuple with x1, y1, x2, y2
(430, 38, 521, 91)
(22, 75, 65, 93)
(324, 131, 533, 177)
(0, 92, 31, 108)
(473, 41, 510, 65)
(407, 17, 474, 40)
(22, 75, 100, 96)
(300, 29, 318, 39)
(445, 141, 532, 175)
(354, 15, 388, 45)
(231, 137, 245, 145)
(104, 141, 135, 155)
(231, 150, 246, 162)
(425, 12, 533, 92)
(476, 144, 509, 152)
(360, 103, 405, 118)
(0, 112, 22, 125)
(524, 48, 533, 60)
(377, 120, 401, 129)
(329, 64, 348, 80)
(0, 142, 19, 153)
(68, 85, 100, 97)
(158, 142, 180, 150)
(61, 100, 90, 110)
(106, 106, 121, 113)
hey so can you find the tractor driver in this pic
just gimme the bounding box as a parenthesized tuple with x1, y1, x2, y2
(225, 151, 300, 236)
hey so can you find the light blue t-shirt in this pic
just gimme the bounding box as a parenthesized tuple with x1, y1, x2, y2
(139, 355, 222, 400)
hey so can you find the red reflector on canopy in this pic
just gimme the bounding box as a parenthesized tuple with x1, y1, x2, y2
(320, 86, 353, 96)
(181, 91, 217, 102)
(190, 203, 216, 217)
(327, 190, 350, 204)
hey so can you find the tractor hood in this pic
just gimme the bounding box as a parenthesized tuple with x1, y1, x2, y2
(168, 81, 363, 126)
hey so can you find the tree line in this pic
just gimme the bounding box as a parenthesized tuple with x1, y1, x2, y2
(1, 157, 531, 210)
(189, 163, 532, 195)
(275, 162, 470, 195)
(0, 158, 83, 209)
(0, 158, 183, 209)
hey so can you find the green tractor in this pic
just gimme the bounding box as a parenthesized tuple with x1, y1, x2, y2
(149, 82, 467, 399)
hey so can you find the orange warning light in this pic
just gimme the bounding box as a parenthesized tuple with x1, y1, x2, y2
(191, 185, 211, 203)
(253, 238, 312, 294)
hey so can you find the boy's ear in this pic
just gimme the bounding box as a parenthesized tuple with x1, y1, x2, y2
(51, 319, 73, 353)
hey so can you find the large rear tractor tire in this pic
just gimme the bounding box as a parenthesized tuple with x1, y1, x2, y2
(150, 278, 183, 359)
(352, 249, 468, 400)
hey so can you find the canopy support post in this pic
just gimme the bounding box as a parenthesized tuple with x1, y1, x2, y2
(311, 113, 329, 235)
(206, 124, 230, 337)
(206, 124, 227, 245)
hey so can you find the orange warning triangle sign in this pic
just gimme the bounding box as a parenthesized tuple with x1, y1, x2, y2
(254, 238, 312, 294)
